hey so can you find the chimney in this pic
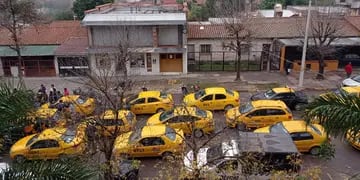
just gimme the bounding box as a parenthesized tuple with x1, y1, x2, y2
(274, 3, 283, 17)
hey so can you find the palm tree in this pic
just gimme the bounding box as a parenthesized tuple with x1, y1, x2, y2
(0, 79, 35, 151)
(304, 91, 360, 137)
(2, 159, 99, 180)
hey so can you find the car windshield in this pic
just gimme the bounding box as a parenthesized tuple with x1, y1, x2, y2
(309, 124, 322, 135)
(76, 97, 85, 104)
(160, 109, 174, 121)
(351, 75, 360, 82)
(129, 129, 142, 144)
(26, 134, 39, 146)
(239, 102, 253, 114)
(125, 94, 138, 104)
(195, 107, 207, 117)
(264, 89, 276, 98)
(165, 126, 177, 141)
(195, 90, 205, 100)
(61, 128, 76, 143)
(206, 144, 223, 163)
(269, 123, 288, 134)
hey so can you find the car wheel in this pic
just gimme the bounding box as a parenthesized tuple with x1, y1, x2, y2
(224, 105, 234, 111)
(14, 155, 26, 163)
(236, 123, 246, 131)
(162, 152, 174, 161)
(156, 108, 165, 113)
(193, 129, 204, 138)
(309, 146, 320, 155)
(294, 103, 306, 111)
(126, 171, 138, 180)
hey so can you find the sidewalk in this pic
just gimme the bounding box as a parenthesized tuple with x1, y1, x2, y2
(7, 70, 346, 94)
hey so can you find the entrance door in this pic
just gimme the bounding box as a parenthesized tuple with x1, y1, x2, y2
(160, 54, 183, 72)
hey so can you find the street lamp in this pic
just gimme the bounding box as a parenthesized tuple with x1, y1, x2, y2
(299, 0, 312, 88)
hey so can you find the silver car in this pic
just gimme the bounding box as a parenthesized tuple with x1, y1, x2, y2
(343, 75, 360, 87)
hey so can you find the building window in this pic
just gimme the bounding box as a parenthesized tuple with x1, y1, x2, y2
(130, 53, 145, 68)
(95, 53, 111, 68)
(200, 44, 211, 54)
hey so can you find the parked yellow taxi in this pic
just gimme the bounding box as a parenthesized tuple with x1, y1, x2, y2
(94, 109, 136, 136)
(333, 86, 360, 97)
(183, 87, 240, 111)
(225, 100, 292, 129)
(41, 95, 95, 116)
(254, 120, 328, 155)
(24, 108, 62, 134)
(346, 131, 360, 150)
(10, 125, 86, 162)
(146, 106, 214, 137)
(124, 91, 174, 114)
(112, 125, 184, 159)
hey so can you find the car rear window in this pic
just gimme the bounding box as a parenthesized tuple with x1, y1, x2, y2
(160, 92, 168, 99)
(239, 102, 253, 114)
(226, 89, 234, 96)
(351, 75, 360, 82)
(129, 129, 142, 144)
(76, 97, 85, 104)
(264, 89, 276, 98)
(26, 134, 39, 146)
(270, 123, 288, 134)
(160, 110, 174, 121)
(61, 128, 76, 143)
(309, 124, 322, 135)
(165, 127, 176, 141)
(195, 107, 207, 117)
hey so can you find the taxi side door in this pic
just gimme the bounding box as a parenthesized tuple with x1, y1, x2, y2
(264, 108, 287, 126)
(133, 137, 166, 157)
(290, 132, 315, 152)
(198, 94, 214, 110)
(28, 139, 62, 160)
(146, 97, 161, 114)
(244, 109, 267, 128)
(214, 94, 228, 110)
(130, 98, 146, 114)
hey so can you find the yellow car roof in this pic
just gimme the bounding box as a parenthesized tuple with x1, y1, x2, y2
(272, 87, 294, 94)
(141, 125, 166, 137)
(173, 106, 197, 116)
(59, 95, 80, 102)
(101, 110, 130, 119)
(204, 87, 227, 94)
(342, 86, 360, 94)
(251, 100, 287, 108)
(138, 91, 161, 98)
(281, 121, 311, 133)
(38, 127, 67, 140)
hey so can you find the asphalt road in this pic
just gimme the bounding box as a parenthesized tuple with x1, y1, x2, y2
(136, 91, 360, 179)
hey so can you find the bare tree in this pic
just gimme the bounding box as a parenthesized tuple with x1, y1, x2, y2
(0, 0, 43, 78)
(307, 13, 341, 80)
(217, 0, 253, 81)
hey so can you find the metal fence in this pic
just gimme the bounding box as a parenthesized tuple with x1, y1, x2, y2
(187, 50, 281, 72)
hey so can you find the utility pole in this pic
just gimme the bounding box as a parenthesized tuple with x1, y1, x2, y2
(299, 0, 312, 87)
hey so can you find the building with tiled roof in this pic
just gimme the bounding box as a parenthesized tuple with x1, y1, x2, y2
(0, 21, 87, 77)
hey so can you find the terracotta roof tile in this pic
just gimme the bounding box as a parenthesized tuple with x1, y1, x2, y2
(188, 17, 360, 39)
(345, 16, 360, 31)
(54, 37, 88, 56)
(0, 21, 87, 45)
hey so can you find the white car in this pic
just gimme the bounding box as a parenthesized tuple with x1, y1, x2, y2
(343, 75, 360, 87)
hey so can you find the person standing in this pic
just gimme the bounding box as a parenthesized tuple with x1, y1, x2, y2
(345, 62, 353, 78)
(63, 88, 70, 96)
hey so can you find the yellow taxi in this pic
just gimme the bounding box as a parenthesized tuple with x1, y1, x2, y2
(112, 125, 184, 159)
(333, 86, 360, 97)
(10, 125, 86, 162)
(94, 110, 137, 136)
(183, 87, 240, 111)
(124, 91, 174, 114)
(346, 130, 360, 150)
(254, 120, 328, 155)
(24, 108, 62, 134)
(225, 100, 293, 129)
(41, 95, 95, 116)
(146, 106, 214, 137)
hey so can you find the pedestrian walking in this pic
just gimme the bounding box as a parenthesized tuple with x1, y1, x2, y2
(40, 84, 46, 94)
(285, 62, 292, 75)
(345, 62, 353, 78)
(63, 88, 70, 96)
